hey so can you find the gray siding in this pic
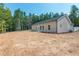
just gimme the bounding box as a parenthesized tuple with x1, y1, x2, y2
(32, 21, 57, 33)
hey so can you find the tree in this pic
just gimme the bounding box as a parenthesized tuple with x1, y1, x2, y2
(31, 14, 39, 24)
(69, 5, 79, 26)
(48, 12, 53, 19)
(53, 13, 60, 18)
(0, 3, 4, 9)
(13, 8, 23, 31)
(21, 12, 28, 30)
(0, 3, 12, 32)
(60, 12, 64, 16)
(5, 8, 12, 32)
(43, 13, 49, 20)
(39, 13, 44, 21)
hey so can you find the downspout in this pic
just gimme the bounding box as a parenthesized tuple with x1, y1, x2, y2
(56, 20, 58, 33)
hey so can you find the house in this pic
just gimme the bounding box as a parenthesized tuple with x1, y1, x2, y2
(32, 15, 74, 33)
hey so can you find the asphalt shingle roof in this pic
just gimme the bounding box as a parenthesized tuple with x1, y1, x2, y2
(32, 16, 62, 25)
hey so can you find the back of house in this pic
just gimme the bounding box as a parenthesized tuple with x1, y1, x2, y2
(32, 15, 74, 33)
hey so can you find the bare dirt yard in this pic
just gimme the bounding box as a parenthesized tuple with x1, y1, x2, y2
(0, 31, 79, 56)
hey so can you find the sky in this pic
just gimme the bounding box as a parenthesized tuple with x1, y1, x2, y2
(5, 3, 79, 15)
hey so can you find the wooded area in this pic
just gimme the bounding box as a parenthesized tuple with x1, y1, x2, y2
(0, 3, 79, 33)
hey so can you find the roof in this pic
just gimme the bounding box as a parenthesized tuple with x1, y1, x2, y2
(32, 15, 70, 25)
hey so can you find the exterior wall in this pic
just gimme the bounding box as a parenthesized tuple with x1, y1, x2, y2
(57, 16, 73, 33)
(32, 25, 37, 31)
(32, 21, 57, 33)
(32, 16, 73, 33)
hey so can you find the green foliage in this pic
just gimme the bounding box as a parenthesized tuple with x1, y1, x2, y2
(13, 8, 23, 31)
(0, 4, 79, 33)
(69, 5, 79, 26)
(0, 3, 12, 32)
(53, 13, 60, 18)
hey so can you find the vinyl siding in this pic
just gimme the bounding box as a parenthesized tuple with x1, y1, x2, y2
(32, 21, 57, 33)
(57, 16, 72, 33)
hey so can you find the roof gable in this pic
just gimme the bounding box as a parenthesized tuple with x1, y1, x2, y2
(57, 15, 72, 24)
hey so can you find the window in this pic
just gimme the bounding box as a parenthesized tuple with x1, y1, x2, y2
(60, 24, 62, 27)
(40, 26, 42, 30)
(48, 25, 50, 30)
(42, 26, 44, 30)
(40, 26, 44, 30)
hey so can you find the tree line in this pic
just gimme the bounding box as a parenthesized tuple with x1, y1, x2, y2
(0, 3, 79, 33)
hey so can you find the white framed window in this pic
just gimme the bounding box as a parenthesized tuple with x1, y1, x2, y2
(48, 25, 50, 30)
(40, 26, 44, 30)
